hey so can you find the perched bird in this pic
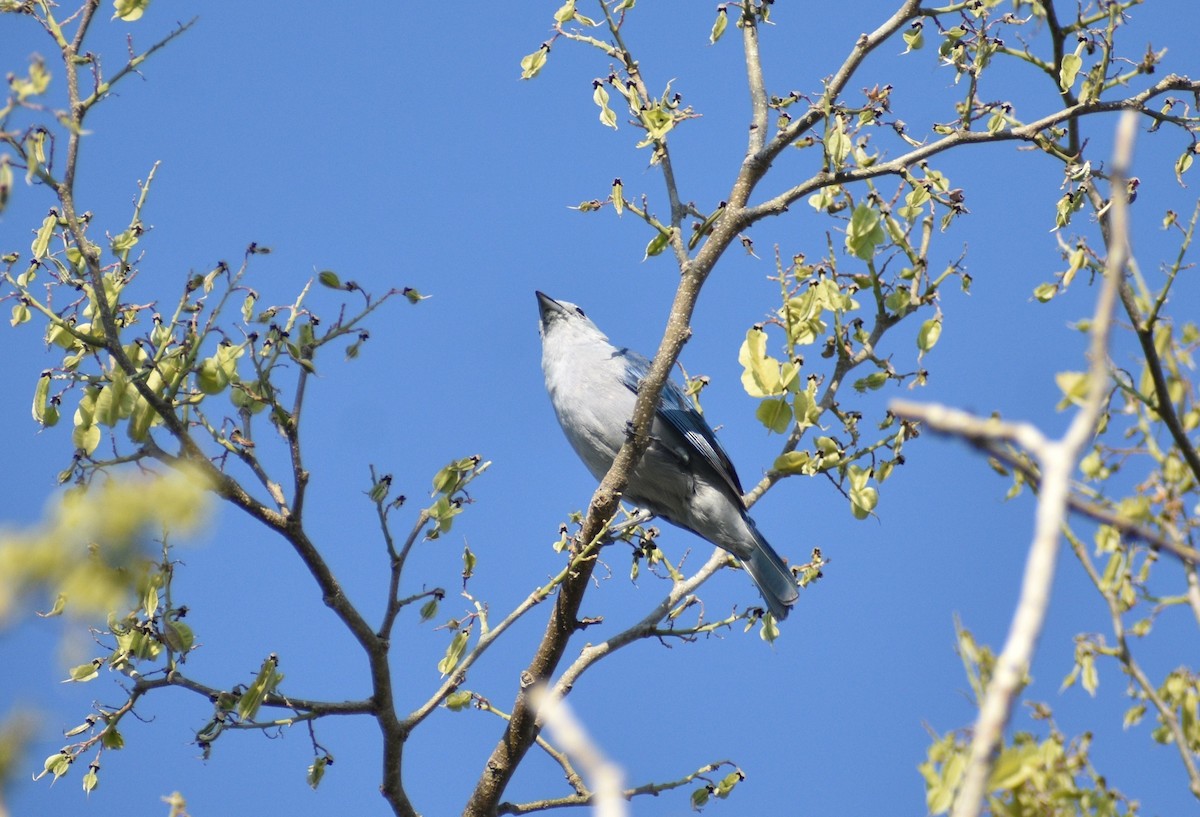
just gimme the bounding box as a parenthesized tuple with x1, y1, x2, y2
(536, 291, 799, 620)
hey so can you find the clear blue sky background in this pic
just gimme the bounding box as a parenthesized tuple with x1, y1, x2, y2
(3, 2, 1199, 816)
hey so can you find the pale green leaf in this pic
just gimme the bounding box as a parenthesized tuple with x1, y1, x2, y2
(643, 229, 670, 259)
(437, 630, 469, 676)
(1058, 52, 1083, 91)
(917, 317, 942, 354)
(520, 46, 549, 80)
(112, 0, 150, 21)
(845, 203, 885, 260)
(755, 398, 791, 434)
(709, 7, 727, 44)
(31, 213, 55, 260)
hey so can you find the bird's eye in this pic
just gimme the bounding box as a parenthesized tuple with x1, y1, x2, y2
(574, 307, 586, 317)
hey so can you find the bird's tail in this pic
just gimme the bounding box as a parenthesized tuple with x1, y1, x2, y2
(739, 520, 800, 621)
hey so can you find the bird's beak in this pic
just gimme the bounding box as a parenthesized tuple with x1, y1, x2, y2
(536, 291, 566, 321)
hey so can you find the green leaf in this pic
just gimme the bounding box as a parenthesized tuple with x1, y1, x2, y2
(426, 496, 461, 539)
(519, 45, 550, 80)
(845, 203, 885, 260)
(553, 0, 576, 22)
(917, 317, 942, 354)
(9, 56, 50, 101)
(37, 752, 72, 782)
(437, 630, 469, 676)
(643, 229, 670, 259)
(72, 422, 101, 455)
(1052, 190, 1084, 231)
(814, 436, 842, 469)
(32, 370, 51, 424)
(317, 270, 342, 289)
(91, 385, 114, 428)
(24, 129, 47, 183)
(110, 229, 138, 255)
(1062, 247, 1087, 289)
(639, 106, 675, 143)
(8, 301, 29, 326)
(197, 356, 231, 395)
(902, 25, 924, 53)
(127, 396, 156, 442)
(755, 398, 791, 434)
(112, 0, 150, 21)
(773, 450, 812, 476)
(1175, 149, 1194, 185)
(825, 118, 850, 169)
(1080, 650, 1099, 695)
(82, 766, 99, 795)
(31, 213, 55, 260)
(64, 659, 102, 683)
(445, 690, 473, 711)
(237, 655, 284, 722)
(853, 371, 888, 393)
(163, 620, 195, 653)
(307, 755, 330, 790)
(419, 598, 439, 622)
(850, 484, 880, 513)
(240, 291, 257, 323)
(0, 156, 12, 214)
(1058, 52, 1083, 91)
(1054, 371, 1088, 409)
(709, 7, 728, 44)
(1032, 282, 1058, 302)
(848, 466, 878, 520)
(793, 387, 820, 430)
(462, 546, 476, 580)
(143, 584, 159, 617)
(433, 463, 464, 495)
(989, 743, 1037, 790)
(808, 186, 837, 212)
(713, 770, 744, 798)
(926, 747, 964, 814)
(738, 327, 790, 397)
(593, 82, 617, 129)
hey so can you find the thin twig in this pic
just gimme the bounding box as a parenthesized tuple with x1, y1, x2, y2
(1062, 527, 1200, 798)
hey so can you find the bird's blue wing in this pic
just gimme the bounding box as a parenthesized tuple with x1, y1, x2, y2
(617, 349, 745, 498)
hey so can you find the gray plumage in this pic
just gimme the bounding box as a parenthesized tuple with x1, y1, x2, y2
(536, 291, 799, 620)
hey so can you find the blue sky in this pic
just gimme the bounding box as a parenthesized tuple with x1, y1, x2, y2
(3, 2, 1199, 815)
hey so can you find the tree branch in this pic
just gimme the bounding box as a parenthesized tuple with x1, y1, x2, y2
(741, 8, 769, 157)
(743, 75, 1200, 226)
(895, 110, 1136, 817)
(1063, 528, 1200, 798)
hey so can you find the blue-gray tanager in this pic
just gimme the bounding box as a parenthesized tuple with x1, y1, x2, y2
(536, 291, 799, 620)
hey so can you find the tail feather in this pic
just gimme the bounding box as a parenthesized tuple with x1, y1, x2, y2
(739, 522, 799, 621)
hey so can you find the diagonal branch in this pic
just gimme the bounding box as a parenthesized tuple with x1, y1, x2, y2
(741, 74, 1200, 226)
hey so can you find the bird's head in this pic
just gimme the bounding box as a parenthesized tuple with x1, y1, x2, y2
(535, 291, 608, 343)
